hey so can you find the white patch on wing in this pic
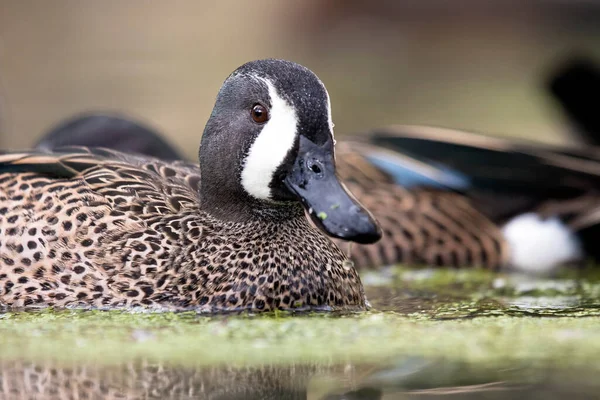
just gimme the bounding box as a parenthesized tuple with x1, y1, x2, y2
(241, 77, 298, 200)
(501, 212, 582, 274)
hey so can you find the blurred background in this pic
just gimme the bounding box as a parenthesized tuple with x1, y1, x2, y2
(1, 0, 600, 159)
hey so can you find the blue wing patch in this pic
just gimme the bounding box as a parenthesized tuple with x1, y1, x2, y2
(364, 151, 471, 190)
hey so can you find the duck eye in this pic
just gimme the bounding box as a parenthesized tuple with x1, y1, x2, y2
(251, 104, 269, 123)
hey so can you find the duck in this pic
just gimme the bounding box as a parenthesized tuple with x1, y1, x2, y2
(0, 59, 382, 311)
(34, 112, 600, 274)
(350, 125, 600, 274)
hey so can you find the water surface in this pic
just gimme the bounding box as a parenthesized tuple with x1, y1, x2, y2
(1, 267, 599, 399)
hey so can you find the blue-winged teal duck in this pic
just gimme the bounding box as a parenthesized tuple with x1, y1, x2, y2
(350, 125, 600, 273)
(36, 112, 600, 274)
(0, 59, 382, 311)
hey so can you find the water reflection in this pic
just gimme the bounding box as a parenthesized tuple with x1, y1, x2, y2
(0, 358, 597, 400)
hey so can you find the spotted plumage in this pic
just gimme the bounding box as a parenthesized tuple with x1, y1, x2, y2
(346, 125, 600, 272)
(30, 115, 508, 271)
(0, 59, 381, 311)
(38, 114, 597, 272)
(335, 141, 508, 269)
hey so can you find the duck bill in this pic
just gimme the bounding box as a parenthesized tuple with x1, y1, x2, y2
(284, 135, 382, 244)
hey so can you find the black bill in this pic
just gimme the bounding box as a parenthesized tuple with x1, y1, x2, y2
(284, 135, 382, 244)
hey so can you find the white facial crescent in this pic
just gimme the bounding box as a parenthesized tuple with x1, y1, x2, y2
(241, 77, 299, 200)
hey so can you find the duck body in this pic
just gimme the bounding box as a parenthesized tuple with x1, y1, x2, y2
(333, 141, 509, 270)
(0, 59, 380, 311)
(0, 149, 363, 310)
(344, 125, 600, 273)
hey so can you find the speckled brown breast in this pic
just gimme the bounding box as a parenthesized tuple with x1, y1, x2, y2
(0, 148, 366, 311)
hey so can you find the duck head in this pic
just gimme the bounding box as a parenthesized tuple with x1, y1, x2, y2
(200, 59, 381, 244)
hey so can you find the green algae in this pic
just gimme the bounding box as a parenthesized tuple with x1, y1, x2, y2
(0, 308, 599, 370)
(0, 267, 599, 374)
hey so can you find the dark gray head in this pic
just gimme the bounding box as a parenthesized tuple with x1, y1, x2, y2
(200, 59, 381, 244)
(36, 113, 183, 161)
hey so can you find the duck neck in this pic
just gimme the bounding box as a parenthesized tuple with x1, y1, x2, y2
(199, 181, 305, 224)
(198, 127, 305, 223)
